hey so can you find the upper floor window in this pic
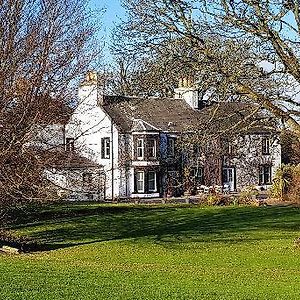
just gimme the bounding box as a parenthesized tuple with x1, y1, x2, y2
(168, 138, 175, 157)
(262, 137, 270, 155)
(259, 165, 271, 185)
(101, 137, 110, 159)
(66, 138, 75, 152)
(227, 142, 233, 155)
(222, 138, 234, 156)
(147, 139, 156, 158)
(137, 138, 144, 159)
(193, 144, 201, 156)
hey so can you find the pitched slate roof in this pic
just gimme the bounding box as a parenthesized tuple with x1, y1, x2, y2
(102, 95, 202, 132)
(49, 152, 102, 169)
(197, 102, 278, 135)
(101, 95, 278, 134)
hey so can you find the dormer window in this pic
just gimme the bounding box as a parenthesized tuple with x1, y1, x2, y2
(262, 137, 270, 155)
(137, 138, 144, 159)
(66, 138, 75, 152)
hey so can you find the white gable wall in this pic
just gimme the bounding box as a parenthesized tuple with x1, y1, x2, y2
(66, 83, 121, 199)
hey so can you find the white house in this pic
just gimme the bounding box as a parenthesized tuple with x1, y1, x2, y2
(61, 72, 281, 200)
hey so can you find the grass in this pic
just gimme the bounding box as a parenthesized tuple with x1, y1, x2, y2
(1, 202, 300, 299)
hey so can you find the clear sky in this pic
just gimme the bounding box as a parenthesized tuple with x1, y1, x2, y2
(89, 0, 125, 42)
(88, 0, 125, 63)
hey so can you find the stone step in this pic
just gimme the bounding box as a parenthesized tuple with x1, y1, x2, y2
(0, 245, 20, 254)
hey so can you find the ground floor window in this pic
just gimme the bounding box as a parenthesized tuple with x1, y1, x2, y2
(259, 165, 272, 185)
(148, 171, 157, 192)
(222, 167, 235, 192)
(136, 171, 145, 193)
(190, 167, 204, 185)
(135, 170, 158, 193)
(83, 172, 93, 190)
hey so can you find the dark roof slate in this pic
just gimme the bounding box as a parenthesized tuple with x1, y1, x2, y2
(50, 152, 102, 169)
(102, 96, 201, 132)
(101, 96, 278, 135)
(197, 102, 278, 135)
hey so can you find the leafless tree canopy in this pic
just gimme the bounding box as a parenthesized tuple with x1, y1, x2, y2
(111, 0, 300, 136)
(0, 0, 100, 206)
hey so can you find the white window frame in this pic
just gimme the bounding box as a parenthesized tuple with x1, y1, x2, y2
(66, 138, 75, 152)
(148, 171, 157, 192)
(101, 137, 110, 159)
(104, 138, 110, 158)
(148, 139, 156, 158)
(137, 138, 144, 160)
(136, 171, 145, 193)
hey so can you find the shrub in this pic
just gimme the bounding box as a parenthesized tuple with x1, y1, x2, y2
(207, 194, 219, 206)
(239, 186, 259, 205)
(271, 164, 300, 202)
(287, 164, 300, 202)
(0, 230, 39, 252)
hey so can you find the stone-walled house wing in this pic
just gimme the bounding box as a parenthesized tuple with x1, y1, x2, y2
(46, 152, 105, 201)
(63, 72, 281, 200)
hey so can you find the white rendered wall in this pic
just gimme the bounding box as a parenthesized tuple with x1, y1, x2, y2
(66, 83, 121, 199)
(174, 87, 199, 109)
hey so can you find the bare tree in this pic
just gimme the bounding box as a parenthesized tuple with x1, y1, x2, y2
(0, 0, 101, 216)
(112, 0, 300, 137)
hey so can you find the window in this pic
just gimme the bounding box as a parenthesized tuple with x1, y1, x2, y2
(168, 138, 175, 157)
(148, 171, 156, 192)
(259, 165, 272, 185)
(137, 139, 144, 159)
(191, 167, 204, 184)
(147, 139, 156, 158)
(222, 139, 233, 155)
(223, 168, 234, 183)
(262, 137, 270, 155)
(193, 144, 200, 156)
(101, 137, 110, 159)
(83, 173, 93, 190)
(66, 138, 75, 152)
(83, 173, 92, 184)
(136, 171, 144, 193)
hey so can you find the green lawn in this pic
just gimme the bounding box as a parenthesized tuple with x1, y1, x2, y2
(1, 203, 300, 299)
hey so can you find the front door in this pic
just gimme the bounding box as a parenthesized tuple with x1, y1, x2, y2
(222, 167, 235, 192)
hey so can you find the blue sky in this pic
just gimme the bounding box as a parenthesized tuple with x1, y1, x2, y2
(89, 0, 125, 62)
(90, 0, 125, 40)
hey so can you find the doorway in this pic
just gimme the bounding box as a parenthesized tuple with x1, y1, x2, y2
(222, 167, 235, 192)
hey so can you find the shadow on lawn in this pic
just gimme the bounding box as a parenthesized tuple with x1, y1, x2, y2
(8, 204, 300, 252)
